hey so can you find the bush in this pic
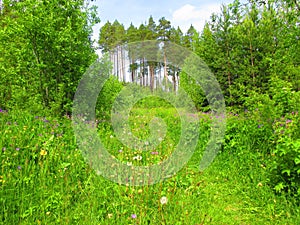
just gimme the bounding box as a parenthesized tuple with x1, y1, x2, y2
(270, 112, 300, 200)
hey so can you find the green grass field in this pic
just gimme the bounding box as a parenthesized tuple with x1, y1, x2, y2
(1, 108, 299, 224)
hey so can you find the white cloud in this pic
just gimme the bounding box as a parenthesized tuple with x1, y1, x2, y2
(171, 3, 221, 33)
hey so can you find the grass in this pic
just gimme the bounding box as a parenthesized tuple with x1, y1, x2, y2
(0, 107, 299, 224)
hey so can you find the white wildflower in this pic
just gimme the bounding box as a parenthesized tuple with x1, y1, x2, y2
(160, 196, 168, 205)
(133, 155, 142, 161)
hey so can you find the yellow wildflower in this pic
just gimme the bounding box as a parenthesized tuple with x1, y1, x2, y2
(40, 150, 47, 156)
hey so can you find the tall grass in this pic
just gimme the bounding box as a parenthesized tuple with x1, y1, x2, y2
(1, 108, 299, 224)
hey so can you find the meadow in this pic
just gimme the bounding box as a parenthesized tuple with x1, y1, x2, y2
(1, 0, 300, 224)
(1, 104, 299, 224)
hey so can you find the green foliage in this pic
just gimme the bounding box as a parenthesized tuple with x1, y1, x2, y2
(1, 108, 300, 224)
(240, 77, 300, 200)
(243, 77, 299, 119)
(0, 0, 98, 115)
(179, 72, 207, 111)
(96, 76, 123, 120)
(1, 0, 300, 223)
(271, 112, 300, 200)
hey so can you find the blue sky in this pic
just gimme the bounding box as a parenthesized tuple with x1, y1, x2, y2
(91, 0, 239, 41)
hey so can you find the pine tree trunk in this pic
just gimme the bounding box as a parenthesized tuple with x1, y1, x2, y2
(164, 51, 168, 91)
(150, 64, 154, 92)
(122, 47, 126, 82)
(172, 74, 176, 92)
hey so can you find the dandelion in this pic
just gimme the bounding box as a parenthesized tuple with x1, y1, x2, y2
(131, 214, 137, 219)
(110, 135, 113, 138)
(158, 137, 163, 142)
(160, 196, 168, 205)
(107, 213, 113, 219)
(40, 150, 47, 156)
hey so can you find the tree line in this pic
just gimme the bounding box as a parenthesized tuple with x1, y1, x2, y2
(98, 0, 299, 109)
(0, 0, 299, 114)
(98, 16, 198, 93)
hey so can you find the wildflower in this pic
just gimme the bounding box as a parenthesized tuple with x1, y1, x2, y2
(107, 213, 113, 219)
(151, 151, 159, 155)
(131, 214, 137, 219)
(137, 189, 143, 194)
(133, 155, 142, 161)
(160, 196, 168, 205)
(258, 124, 263, 128)
(40, 150, 47, 156)
(286, 119, 292, 124)
(17, 166, 22, 170)
(16, 148, 20, 151)
(118, 149, 123, 153)
(2, 147, 6, 152)
(110, 135, 113, 138)
(127, 162, 133, 166)
(158, 137, 163, 142)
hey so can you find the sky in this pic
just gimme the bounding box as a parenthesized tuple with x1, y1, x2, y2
(91, 0, 241, 42)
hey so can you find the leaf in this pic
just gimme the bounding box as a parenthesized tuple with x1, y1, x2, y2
(282, 169, 291, 176)
(274, 183, 284, 193)
(61, 162, 71, 169)
(295, 157, 300, 165)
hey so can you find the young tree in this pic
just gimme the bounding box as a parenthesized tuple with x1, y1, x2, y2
(0, 0, 99, 114)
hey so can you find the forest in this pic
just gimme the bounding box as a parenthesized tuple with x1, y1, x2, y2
(0, 0, 299, 224)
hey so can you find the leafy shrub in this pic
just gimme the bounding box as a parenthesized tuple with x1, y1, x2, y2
(96, 76, 123, 120)
(270, 112, 300, 200)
